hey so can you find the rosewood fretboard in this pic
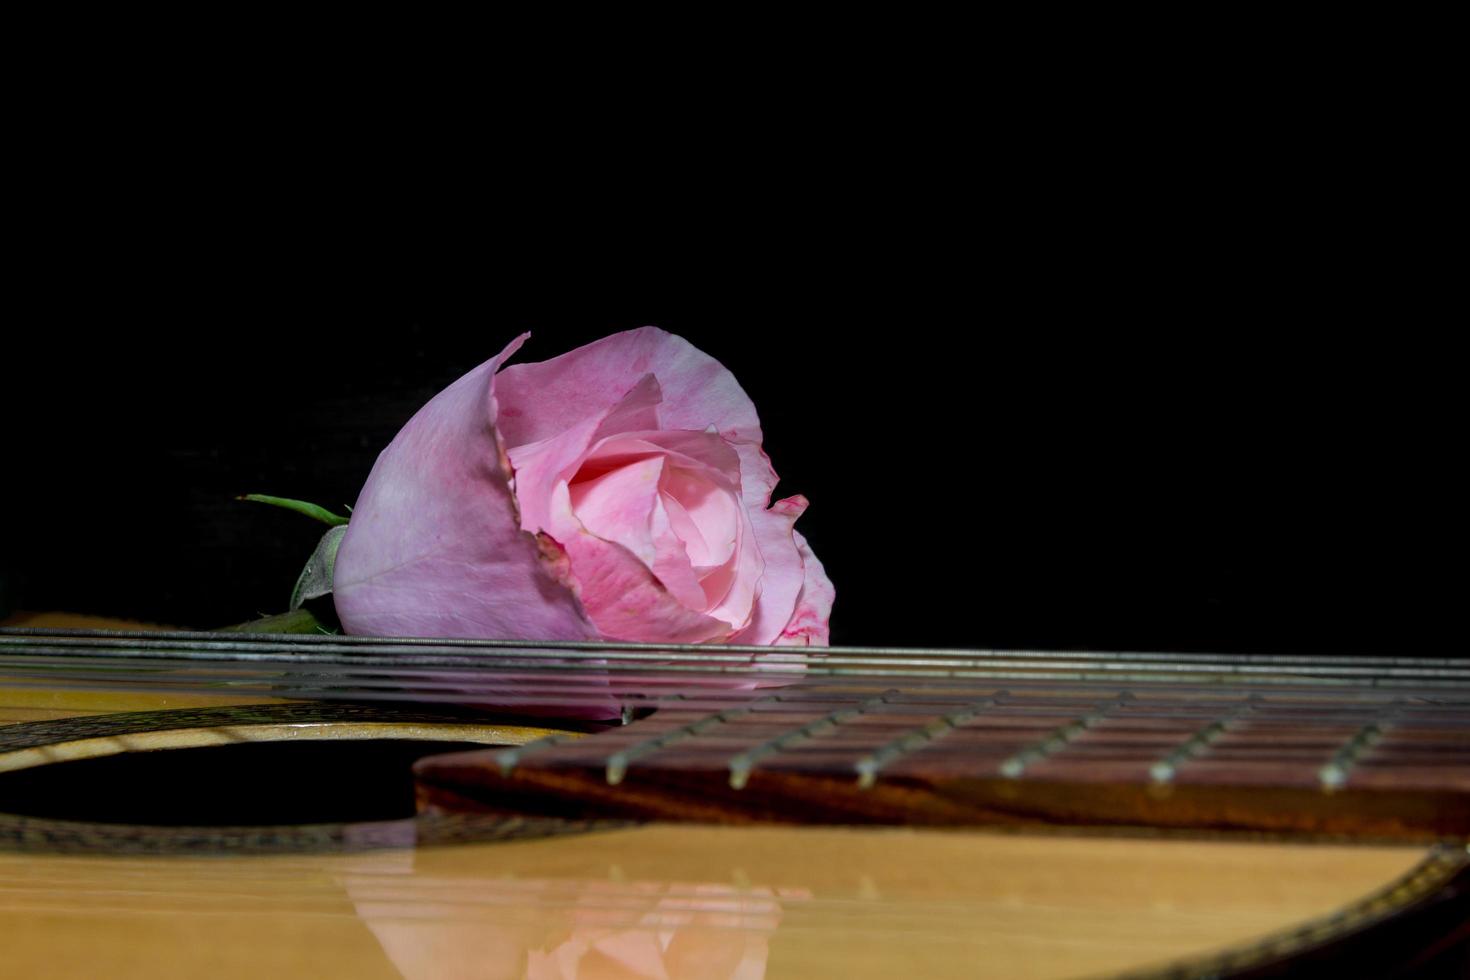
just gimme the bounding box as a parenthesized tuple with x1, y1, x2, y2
(417, 680, 1470, 840)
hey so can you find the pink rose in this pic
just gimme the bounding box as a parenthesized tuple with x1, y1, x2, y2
(333, 328, 832, 646)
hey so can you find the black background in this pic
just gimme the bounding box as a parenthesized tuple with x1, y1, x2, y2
(1, 202, 1450, 656)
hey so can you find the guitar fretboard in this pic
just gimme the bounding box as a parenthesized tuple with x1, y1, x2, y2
(4, 629, 1468, 839)
(416, 679, 1470, 839)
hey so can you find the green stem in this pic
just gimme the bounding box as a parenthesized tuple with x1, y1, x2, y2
(239, 494, 350, 527)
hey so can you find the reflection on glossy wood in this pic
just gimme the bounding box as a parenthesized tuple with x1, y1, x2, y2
(0, 616, 1453, 977)
(0, 824, 1431, 979)
(0, 612, 177, 632)
(0, 613, 269, 723)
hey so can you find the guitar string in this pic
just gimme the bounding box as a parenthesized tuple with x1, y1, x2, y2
(2, 643, 1470, 681)
(3, 631, 1467, 790)
(2, 628, 1466, 671)
(6, 644, 1470, 710)
(4, 660, 1463, 722)
(2, 675, 1458, 787)
(2, 658, 1469, 709)
(2, 675, 1458, 743)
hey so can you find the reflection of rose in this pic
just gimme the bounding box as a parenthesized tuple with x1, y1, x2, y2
(334, 329, 832, 645)
(526, 882, 779, 980)
(350, 876, 785, 980)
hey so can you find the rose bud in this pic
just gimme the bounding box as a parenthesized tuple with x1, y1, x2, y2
(333, 328, 832, 647)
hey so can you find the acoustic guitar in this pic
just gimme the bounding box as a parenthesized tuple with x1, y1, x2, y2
(0, 618, 1466, 978)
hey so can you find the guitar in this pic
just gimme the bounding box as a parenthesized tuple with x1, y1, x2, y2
(1, 620, 1466, 979)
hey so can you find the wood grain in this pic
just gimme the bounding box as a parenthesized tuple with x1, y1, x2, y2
(0, 824, 1443, 979)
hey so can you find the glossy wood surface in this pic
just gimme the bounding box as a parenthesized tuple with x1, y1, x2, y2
(0, 682, 1447, 978)
(0, 823, 1437, 979)
(0, 615, 1454, 977)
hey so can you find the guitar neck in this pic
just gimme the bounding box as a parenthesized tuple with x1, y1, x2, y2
(415, 672, 1470, 842)
(4, 628, 1465, 841)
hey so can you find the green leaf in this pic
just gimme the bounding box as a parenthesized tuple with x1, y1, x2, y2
(290, 524, 347, 611)
(239, 494, 350, 526)
(220, 608, 334, 634)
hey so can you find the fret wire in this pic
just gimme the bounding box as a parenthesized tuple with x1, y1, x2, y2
(1318, 700, 1405, 791)
(998, 692, 1135, 778)
(494, 733, 581, 776)
(854, 693, 1009, 789)
(603, 697, 782, 785)
(2, 669, 1466, 779)
(728, 691, 899, 790)
(1149, 695, 1263, 784)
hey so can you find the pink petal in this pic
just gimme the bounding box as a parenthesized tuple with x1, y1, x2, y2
(775, 528, 835, 646)
(688, 482, 763, 633)
(659, 481, 714, 566)
(648, 493, 711, 613)
(590, 428, 743, 488)
(656, 464, 739, 570)
(508, 414, 606, 536)
(726, 444, 808, 646)
(336, 326, 830, 656)
(569, 454, 666, 566)
(580, 428, 747, 582)
(508, 374, 665, 536)
(586, 430, 760, 631)
(508, 384, 735, 643)
(496, 327, 762, 449)
(591, 372, 663, 442)
(333, 334, 597, 641)
(557, 525, 734, 643)
(569, 455, 709, 613)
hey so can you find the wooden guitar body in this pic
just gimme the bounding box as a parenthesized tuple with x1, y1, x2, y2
(0, 622, 1466, 978)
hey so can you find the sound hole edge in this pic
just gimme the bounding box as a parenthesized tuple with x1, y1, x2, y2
(0, 717, 568, 825)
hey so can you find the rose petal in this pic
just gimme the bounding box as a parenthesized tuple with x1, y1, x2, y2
(496, 327, 762, 449)
(589, 428, 743, 489)
(591, 372, 663, 442)
(687, 479, 763, 633)
(589, 431, 761, 631)
(510, 382, 736, 643)
(508, 375, 661, 536)
(658, 480, 713, 566)
(774, 528, 835, 646)
(725, 444, 808, 646)
(649, 494, 712, 613)
(338, 326, 830, 655)
(569, 455, 709, 613)
(657, 465, 739, 570)
(333, 334, 597, 640)
(568, 423, 765, 631)
(568, 454, 665, 566)
(554, 510, 734, 643)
